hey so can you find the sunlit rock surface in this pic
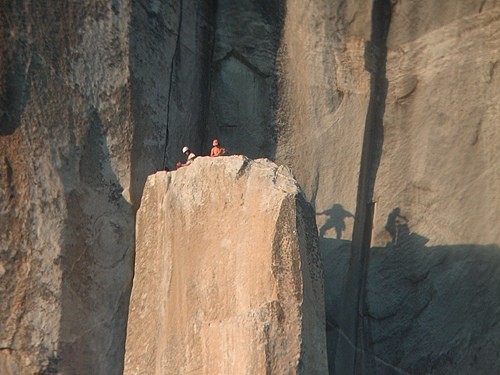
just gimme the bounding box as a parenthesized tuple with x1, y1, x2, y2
(124, 156, 327, 375)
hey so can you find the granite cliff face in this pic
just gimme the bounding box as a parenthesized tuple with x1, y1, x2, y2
(1, 0, 499, 374)
(0, 2, 135, 373)
(275, 1, 500, 373)
(124, 156, 327, 374)
(0, 1, 215, 373)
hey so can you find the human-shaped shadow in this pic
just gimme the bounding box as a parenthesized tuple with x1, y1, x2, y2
(317, 204, 354, 239)
(385, 207, 410, 245)
(385, 208, 430, 249)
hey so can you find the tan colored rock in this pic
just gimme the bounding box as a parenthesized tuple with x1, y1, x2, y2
(1, 0, 499, 373)
(124, 156, 327, 375)
(0, 2, 134, 372)
(373, 6, 500, 247)
(275, 0, 370, 237)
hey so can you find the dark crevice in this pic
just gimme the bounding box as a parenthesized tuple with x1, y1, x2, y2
(487, 60, 497, 83)
(478, 0, 487, 13)
(218, 123, 237, 128)
(309, 169, 320, 211)
(0, 51, 29, 136)
(334, 1, 392, 374)
(212, 49, 271, 78)
(162, 0, 184, 170)
(326, 318, 340, 332)
(396, 80, 417, 102)
(235, 156, 251, 179)
(201, 0, 218, 150)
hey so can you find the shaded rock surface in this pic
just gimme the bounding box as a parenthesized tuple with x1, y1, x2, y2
(322, 238, 500, 375)
(124, 156, 327, 375)
(0, 1, 215, 373)
(205, 0, 284, 159)
(275, 1, 500, 373)
(0, 2, 135, 373)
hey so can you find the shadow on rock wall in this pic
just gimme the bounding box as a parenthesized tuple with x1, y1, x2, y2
(0, 53, 30, 136)
(321, 210, 500, 375)
(206, 0, 284, 160)
(317, 204, 354, 240)
(128, 0, 217, 209)
(59, 109, 133, 375)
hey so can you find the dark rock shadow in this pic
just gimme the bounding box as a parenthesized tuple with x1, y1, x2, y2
(0, 50, 30, 136)
(320, 236, 352, 369)
(128, 0, 217, 209)
(385, 207, 411, 246)
(335, 1, 393, 372)
(59, 108, 134, 375)
(317, 204, 354, 239)
(322, 208, 500, 375)
(205, 0, 284, 160)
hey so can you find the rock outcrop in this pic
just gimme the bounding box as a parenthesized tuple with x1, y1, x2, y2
(1, 0, 499, 374)
(0, 2, 135, 373)
(124, 156, 327, 374)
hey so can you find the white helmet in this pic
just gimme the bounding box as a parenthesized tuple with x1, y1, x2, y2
(182, 146, 189, 153)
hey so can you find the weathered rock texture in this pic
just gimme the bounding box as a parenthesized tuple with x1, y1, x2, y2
(205, 0, 284, 159)
(322, 239, 500, 375)
(0, 2, 134, 373)
(1, 0, 499, 373)
(275, 1, 500, 374)
(129, 0, 216, 193)
(124, 156, 327, 374)
(0, 1, 215, 374)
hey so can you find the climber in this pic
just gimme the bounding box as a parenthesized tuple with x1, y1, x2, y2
(176, 146, 197, 168)
(210, 138, 227, 157)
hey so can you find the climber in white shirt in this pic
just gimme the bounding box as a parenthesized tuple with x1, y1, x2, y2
(176, 146, 197, 168)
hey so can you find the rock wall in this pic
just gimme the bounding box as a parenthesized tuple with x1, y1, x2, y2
(322, 240, 500, 375)
(1, 0, 499, 374)
(204, 0, 284, 159)
(276, 0, 370, 227)
(0, 2, 133, 373)
(0, 1, 215, 373)
(124, 156, 327, 374)
(129, 0, 216, 202)
(275, 0, 500, 374)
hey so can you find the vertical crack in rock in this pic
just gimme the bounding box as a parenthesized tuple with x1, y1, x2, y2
(162, 0, 184, 170)
(335, 1, 392, 374)
(201, 1, 218, 149)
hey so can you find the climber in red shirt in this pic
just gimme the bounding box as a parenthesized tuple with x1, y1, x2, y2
(210, 139, 227, 157)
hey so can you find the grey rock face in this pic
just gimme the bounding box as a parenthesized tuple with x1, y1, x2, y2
(1, 0, 499, 374)
(322, 238, 500, 375)
(0, 1, 214, 373)
(129, 0, 216, 204)
(275, 1, 500, 374)
(205, 0, 284, 159)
